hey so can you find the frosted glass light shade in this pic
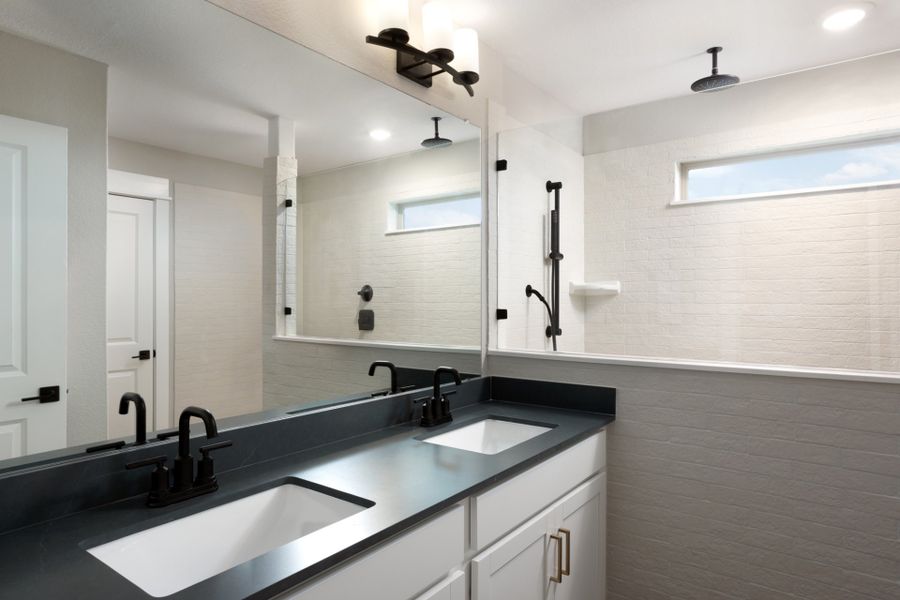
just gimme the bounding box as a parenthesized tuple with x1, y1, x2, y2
(453, 28, 479, 73)
(422, 2, 454, 52)
(373, 0, 409, 33)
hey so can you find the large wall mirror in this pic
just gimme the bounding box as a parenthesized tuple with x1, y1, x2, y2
(0, 0, 482, 468)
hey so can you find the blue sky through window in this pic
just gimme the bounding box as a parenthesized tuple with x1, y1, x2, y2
(686, 138, 900, 201)
(400, 195, 481, 229)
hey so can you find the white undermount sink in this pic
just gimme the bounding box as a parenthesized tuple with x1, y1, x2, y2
(88, 482, 371, 597)
(423, 418, 553, 455)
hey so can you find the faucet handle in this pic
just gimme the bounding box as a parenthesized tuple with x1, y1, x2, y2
(126, 455, 168, 470)
(199, 440, 233, 456)
(195, 440, 232, 487)
(126, 455, 170, 503)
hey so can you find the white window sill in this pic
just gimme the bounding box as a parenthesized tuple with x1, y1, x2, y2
(385, 223, 481, 236)
(673, 177, 900, 206)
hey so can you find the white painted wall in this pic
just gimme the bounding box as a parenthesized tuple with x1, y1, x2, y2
(172, 183, 263, 418)
(496, 126, 584, 352)
(0, 32, 108, 446)
(298, 140, 481, 346)
(108, 138, 263, 197)
(582, 54, 900, 372)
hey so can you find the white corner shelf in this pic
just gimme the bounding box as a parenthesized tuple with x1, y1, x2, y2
(569, 281, 621, 296)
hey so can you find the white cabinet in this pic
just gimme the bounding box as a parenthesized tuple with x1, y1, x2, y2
(471, 473, 606, 600)
(416, 570, 466, 600)
(275, 431, 607, 600)
(556, 473, 606, 600)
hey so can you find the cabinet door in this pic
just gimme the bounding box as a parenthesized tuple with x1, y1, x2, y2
(471, 506, 561, 600)
(415, 570, 465, 600)
(554, 472, 606, 600)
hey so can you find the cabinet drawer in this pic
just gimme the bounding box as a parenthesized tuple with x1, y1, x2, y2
(279, 504, 464, 600)
(471, 431, 605, 550)
(415, 570, 466, 600)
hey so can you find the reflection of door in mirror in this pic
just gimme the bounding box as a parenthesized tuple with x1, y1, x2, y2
(106, 195, 156, 439)
(0, 114, 67, 459)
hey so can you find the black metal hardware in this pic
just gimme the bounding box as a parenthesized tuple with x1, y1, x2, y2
(365, 29, 479, 97)
(156, 430, 179, 441)
(132, 407, 228, 507)
(525, 180, 564, 351)
(21, 386, 60, 404)
(358, 309, 375, 331)
(119, 392, 147, 445)
(86, 440, 126, 453)
(369, 361, 398, 394)
(284, 306, 293, 315)
(421, 366, 462, 427)
(357, 284, 374, 302)
(284, 198, 293, 208)
(131, 350, 151, 360)
(126, 455, 171, 506)
(496, 308, 508, 320)
(496, 159, 508, 171)
(195, 440, 233, 487)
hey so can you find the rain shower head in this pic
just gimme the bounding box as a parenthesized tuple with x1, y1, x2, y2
(691, 47, 740, 93)
(422, 116, 452, 148)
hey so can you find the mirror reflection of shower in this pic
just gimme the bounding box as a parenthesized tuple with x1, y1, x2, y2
(525, 180, 563, 351)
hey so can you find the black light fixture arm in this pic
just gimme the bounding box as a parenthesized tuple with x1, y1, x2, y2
(365, 30, 478, 97)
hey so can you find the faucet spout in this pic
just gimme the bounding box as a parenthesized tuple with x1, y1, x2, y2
(118, 392, 147, 445)
(177, 406, 218, 459)
(433, 366, 462, 402)
(368, 360, 398, 394)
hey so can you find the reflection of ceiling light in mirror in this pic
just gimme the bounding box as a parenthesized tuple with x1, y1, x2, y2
(369, 129, 391, 141)
(822, 4, 870, 31)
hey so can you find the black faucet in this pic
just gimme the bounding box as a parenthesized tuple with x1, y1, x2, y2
(420, 366, 462, 427)
(368, 360, 398, 394)
(85, 392, 147, 453)
(119, 392, 147, 445)
(126, 406, 232, 507)
(174, 406, 218, 491)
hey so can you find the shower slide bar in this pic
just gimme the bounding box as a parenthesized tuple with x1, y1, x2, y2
(526, 180, 563, 351)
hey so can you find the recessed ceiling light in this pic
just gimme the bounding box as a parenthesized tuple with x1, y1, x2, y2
(369, 129, 391, 141)
(822, 3, 871, 31)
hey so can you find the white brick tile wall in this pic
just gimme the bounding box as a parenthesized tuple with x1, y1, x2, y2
(583, 103, 900, 372)
(296, 140, 481, 346)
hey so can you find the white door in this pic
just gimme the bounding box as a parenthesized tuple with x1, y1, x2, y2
(106, 194, 155, 439)
(472, 504, 559, 600)
(0, 114, 67, 459)
(555, 473, 606, 600)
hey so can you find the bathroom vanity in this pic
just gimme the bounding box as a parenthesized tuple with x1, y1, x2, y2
(0, 377, 614, 599)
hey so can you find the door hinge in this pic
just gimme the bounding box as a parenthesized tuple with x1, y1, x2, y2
(496, 159, 508, 171)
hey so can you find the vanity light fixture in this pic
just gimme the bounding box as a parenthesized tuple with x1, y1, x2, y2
(369, 128, 392, 141)
(822, 3, 871, 31)
(366, 0, 480, 96)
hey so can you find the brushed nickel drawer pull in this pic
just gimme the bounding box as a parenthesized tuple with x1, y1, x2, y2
(550, 533, 563, 583)
(559, 528, 571, 577)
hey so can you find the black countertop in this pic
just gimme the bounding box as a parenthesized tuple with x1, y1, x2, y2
(0, 400, 613, 600)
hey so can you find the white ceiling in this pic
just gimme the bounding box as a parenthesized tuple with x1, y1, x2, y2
(0, 0, 478, 172)
(449, 0, 900, 115)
